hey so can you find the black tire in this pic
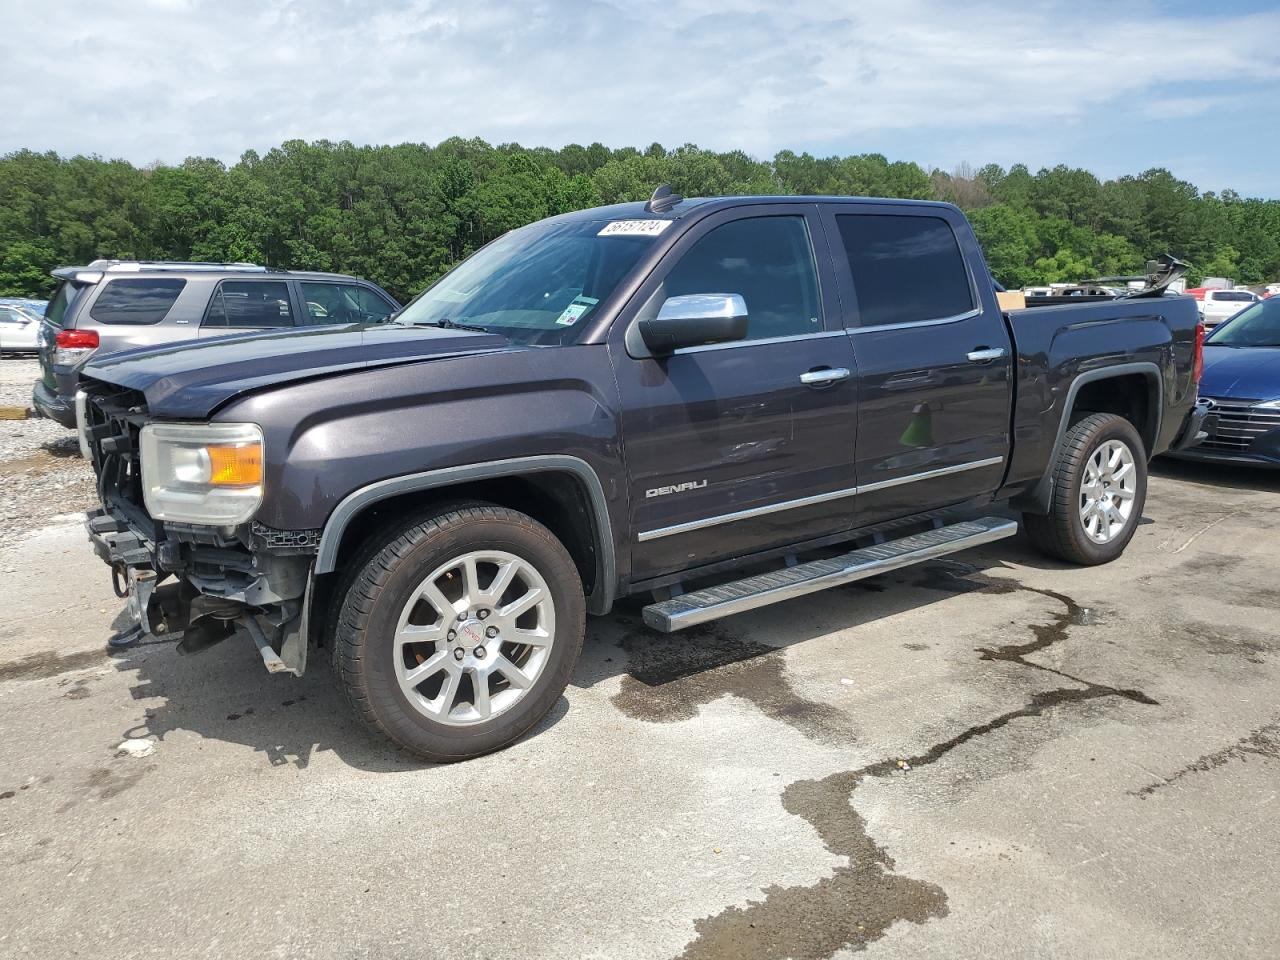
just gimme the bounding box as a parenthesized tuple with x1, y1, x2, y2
(1023, 413, 1148, 566)
(332, 503, 585, 762)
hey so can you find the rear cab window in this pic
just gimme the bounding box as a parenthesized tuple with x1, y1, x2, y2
(833, 213, 974, 327)
(203, 280, 294, 328)
(89, 278, 187, 325)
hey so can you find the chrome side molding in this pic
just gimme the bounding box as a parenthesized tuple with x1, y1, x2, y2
(638, 456, 1005, 542)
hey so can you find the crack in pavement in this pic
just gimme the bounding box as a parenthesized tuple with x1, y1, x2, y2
(669, 562, 1158, 959)
(677, 685, 1141, 960)
(1132, 721, 1280, 798)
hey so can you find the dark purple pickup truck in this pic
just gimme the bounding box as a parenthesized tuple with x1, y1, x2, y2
(76, 191, 1207, 761)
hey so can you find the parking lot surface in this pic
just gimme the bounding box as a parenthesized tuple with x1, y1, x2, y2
(1, 403, 1278, 958)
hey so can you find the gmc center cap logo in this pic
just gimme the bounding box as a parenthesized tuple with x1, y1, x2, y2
(459, 621, 485, 646)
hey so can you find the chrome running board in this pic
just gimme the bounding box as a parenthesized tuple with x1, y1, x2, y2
(641, 517, 1018, 632)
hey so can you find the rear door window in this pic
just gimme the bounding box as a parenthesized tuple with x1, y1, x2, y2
(1214, 291, 1254, 302)
(299, 281, 395, 326)
(44, 280, 87, 328)
(89, 278, 187, 325)
(203, 280, 294, 329)
(834, 214, 975, 327)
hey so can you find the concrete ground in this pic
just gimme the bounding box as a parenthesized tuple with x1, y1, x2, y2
(1, 455, 1278, 959)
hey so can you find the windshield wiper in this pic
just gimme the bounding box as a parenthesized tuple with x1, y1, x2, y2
(409, 317, 490, 334)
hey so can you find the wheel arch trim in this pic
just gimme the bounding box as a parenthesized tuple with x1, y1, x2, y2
(313, 455, 616, 612)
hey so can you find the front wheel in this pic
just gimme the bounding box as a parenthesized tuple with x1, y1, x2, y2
(333, 504, 586, 762)
(1023, 413, 1148, 565)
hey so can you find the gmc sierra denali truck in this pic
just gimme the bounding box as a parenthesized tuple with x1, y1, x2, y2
(76, 190, 1208, 762)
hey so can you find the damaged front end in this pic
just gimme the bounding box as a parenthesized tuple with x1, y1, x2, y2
(80, 382, 318, 675)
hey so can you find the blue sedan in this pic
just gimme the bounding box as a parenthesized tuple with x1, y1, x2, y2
(1173, 296, 1280, 466)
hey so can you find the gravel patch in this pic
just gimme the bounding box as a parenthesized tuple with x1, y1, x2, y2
(1, 356, 41, 409)
(0, 358, 96, 537)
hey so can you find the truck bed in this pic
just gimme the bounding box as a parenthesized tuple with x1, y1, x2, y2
(998, 294, 1202, 505)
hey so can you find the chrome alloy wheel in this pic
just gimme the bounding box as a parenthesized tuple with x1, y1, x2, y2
(393, 550, 555, 726)
(1079, 439, 1138, 544)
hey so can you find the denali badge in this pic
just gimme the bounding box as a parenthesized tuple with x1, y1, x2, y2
(646, 479, 708, 498)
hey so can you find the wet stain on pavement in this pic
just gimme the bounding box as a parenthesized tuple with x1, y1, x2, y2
(975, 586, 1094, 662)
(1176, 552, 1243, 576)
(612, 625, 853, 743)
(1133, 721, 1280, 798)
(3, 774, 54, 800)
(1175, 621, 1275, 664)
(84, 764, 154, 801)
(912, 564, 1154, 704)
(677, 769, 947, 960)
(1165, 553, 1280, 609)
(670, 559, 1160, 959)
(677, 680, 1154, 959)
(63, 679, 92, 699)
(0, 648, 107, 682)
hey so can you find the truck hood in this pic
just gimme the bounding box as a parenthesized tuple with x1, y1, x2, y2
(1200, 345, 1280, 402)
(83, 322, 514, 419)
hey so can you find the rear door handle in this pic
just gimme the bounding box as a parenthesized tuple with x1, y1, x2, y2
(800, 367, 851, 386)
(967, 347, 1006, 363)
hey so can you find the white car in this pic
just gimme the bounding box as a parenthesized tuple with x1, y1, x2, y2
(1200, 289, 1258, 329)
(0, 304, 41, 353)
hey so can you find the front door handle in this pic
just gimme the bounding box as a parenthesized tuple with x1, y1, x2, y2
(800, 367, 851, 386)
(967, 347, 1006, 363)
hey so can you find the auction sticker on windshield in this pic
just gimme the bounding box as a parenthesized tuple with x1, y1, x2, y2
(556, 295, 599, 326)
(598, 220, 672, 237)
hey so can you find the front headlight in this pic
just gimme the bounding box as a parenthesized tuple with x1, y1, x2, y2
(1256, 399, 1280, 410)
(139, 422, 264, 525)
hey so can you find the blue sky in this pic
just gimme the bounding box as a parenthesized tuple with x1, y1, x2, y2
(3, 0, 1279, 197)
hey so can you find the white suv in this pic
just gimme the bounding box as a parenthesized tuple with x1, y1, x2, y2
(1200, 289, 1258, 329)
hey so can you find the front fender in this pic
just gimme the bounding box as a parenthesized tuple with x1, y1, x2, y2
(215, 345, 627, 610)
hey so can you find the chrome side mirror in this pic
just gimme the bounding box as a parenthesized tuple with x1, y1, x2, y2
(639, 293, 749, 354)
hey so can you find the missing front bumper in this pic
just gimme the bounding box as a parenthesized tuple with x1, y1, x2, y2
(85, 506, 313, 674)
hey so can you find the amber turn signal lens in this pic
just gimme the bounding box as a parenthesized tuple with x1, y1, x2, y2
(207, 444, 263, 486)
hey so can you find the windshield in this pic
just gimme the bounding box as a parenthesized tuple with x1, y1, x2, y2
(1206, 298, 1280, 347)
(394, 218, 663, 345)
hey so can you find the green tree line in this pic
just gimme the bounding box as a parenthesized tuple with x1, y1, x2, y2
(2, 137, 1277, 301)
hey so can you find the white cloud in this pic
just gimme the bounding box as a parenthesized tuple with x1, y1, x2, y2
(1, 0, 1277, 175)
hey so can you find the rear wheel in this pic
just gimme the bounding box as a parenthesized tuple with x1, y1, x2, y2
(333, 504, 585, 761)
(1023, 413, 1147, 565)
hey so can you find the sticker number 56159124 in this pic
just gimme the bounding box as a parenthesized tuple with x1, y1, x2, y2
(598, 220, 673, 237)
